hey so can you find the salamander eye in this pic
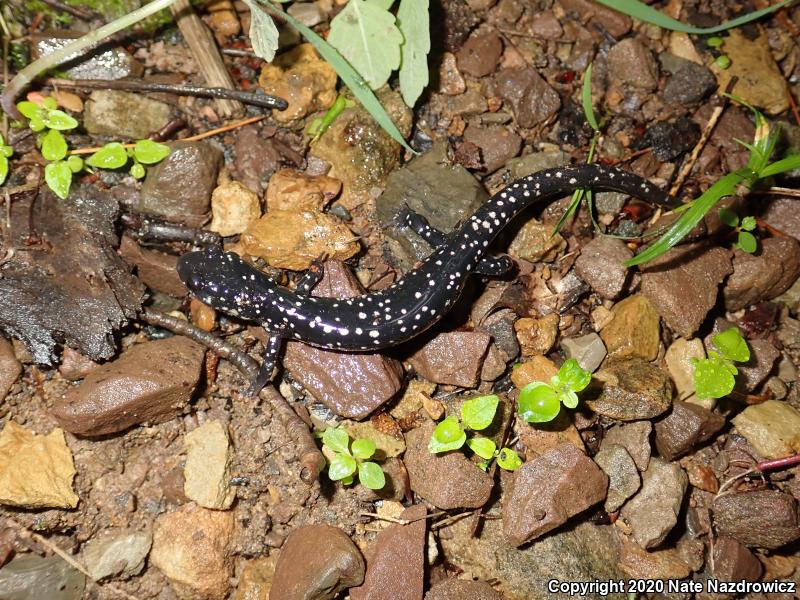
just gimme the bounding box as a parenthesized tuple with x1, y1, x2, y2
(187, 274, 204, 290)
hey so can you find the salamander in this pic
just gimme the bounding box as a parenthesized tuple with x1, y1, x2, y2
(177, 164, 678, 392)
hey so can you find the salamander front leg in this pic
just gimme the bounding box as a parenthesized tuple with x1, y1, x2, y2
(246, 333, 284, 396)
(473, 255, 514, 277)
(395, 205, 448, 247)
(295, 257, 326, 294)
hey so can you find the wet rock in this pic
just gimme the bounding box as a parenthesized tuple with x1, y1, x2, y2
(507, 218, 566, 263)
(529, 10, 562, 39)
(662, 61, 716, 105)
(732, 399, 800, 459)
(640, 243, 732, 338)
(184, 420, 235, 510)
(574, 236, 632, 300)
(561, 333, 606, 373)
(736, 338, 780, 392)
(0, 421, 78, 509)
(272, 524, 365, 600)
(437, 52, 466, 95)
(284, 261, 404, 419)
(51, 337, 205, 436)
(265, 169, 341, 212)
(259, 44, 337, 123)
(515, 412, 585, 461)
(618, 540, 691, 580)
(723, 237, 800, 311)
(208, 178, 261, 237)
(119, 236, 185, 297)
(409, 331, 491, 388)
(286, 1, 323, 26)
(491, 68, 561, 128)
(601, 421, 651, 472)
(0, 555, 85, 600)
(607, 39, 659, 90)
(514, 314, 559, 357)
(644, 117, 701, 162)
(664, 338, 705, 401)
(456, 31, 502, 78)
(462, 124, 522, 173)
(594, 443, 640, 512)
(58, 348, 98, 381)
(425, 579, 503, 600)
(140, 141, 224, 227)
(600, 295, 660, 361)
(713, 490, 800, 548)
(511, 355, 558, 389)
(80, 528, 152, 580)
(232, 556, 275, 600)
(404, 421, 493, 509)
(589, 358, 672, 421)
(32, 31, 143, 81)
(151, 504, 235, 599)
(503, 443, 608, 546)
(557, 0, 631, 37)
(762, 197, 800, 241)
(84, 90, 170, 139)
(0, 337, 21, 401)
(506, 150, 569, 178)
(351, 504, 426, 600)
(712, 536, 763, 582)
(620, 457, 687, 549)
(233, 125, 283, 193)
(654, 401, 724, 461)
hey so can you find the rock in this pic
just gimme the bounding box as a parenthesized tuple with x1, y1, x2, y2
(0, 336, 21, 401)
(557, 0, 631, 37)
(119, 235, 186, 297)
(640, 244, 732, 338)
(515, 412, 585, 460)
(620, 458, 687, 549)
(0, 421, 78, 509)
(503, 443, 608, 546)
(713, 490, 800, 548)
(601, 421, 651, 472)
(723, 237, 800, 311)
(736, 338, 780, 392)
(80, 529, 152, 581)
(184, 420, 235, 510)
(259, 44, 337, 123)
(662, 61, 716, 105)
(462, 124, 522, 173)
(404, 422, 493, 509)
(233, 125, 283, 193)
(51, 337, 205, 436)
(140, 141, 224, 228)
(271, 524, 365, 600)
(232, 556, 275, 600)
(599, 295, 660, 361)
(574, 236, 633, 300)
(58, 348, 98, 381)
(560, 333, 606, 373)
(589, 358, 673, 421)
(712, 536, 763, 582)
(151, 503, 235, 599)
(594, 444, 640, 513)
(83, 89, 170, 139)
(511, 355, 558, 389)
(491, 68, 561, 128)
(644, 117, 701, 162)
(425, 579, 503, 600)
(0, 554, 85, 600)
(514, 314, 559, 357)
(507, 219, 566, 263)
(283, 261, 404, 419)
(346, 419, 406, 459)
(265, 169, 341, 213)
(732, 399, 800, 459)
(654, 401, 725, 461)
(286, 1, 323, 26)
(350, 505, 426, 600)
(506, 150, 569, 178)
(455, 31, 502, 78)
(528, 10, 563, 39)
(762, 197, 800, 242)
(607, 39, 659, 91)
(664, 338, 705, 401)
(32, 31, 142, 81)
(618, 540, 691, 580)
(208, 178, 261, 237)
(409, 331, 491, 388)
(437, 52, 466, 95)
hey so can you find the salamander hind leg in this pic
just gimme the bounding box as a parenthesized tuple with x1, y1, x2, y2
(246, 333, 284, 396)
(295, 257, 327, 294)
(474, 255, 515, 277)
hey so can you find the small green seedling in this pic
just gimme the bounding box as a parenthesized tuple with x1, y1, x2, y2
(718, 207, 758, 253)
(86, 140, 171, 179)
(692, 327, 750, 400)
(321, 427, 386, 489)
(0, 135, 13, 186)
(307, 94, 355, 144)
(518, 359, 591, 423)
(428, 394, 522, 471)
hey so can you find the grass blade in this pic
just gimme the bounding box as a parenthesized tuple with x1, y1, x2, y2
(758, 154, 800, 179)
(581, 63, 599, 132)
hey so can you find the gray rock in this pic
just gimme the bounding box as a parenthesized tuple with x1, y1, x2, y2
(594, 444, 640, 513)
(602, 421, 652, 472)
(588, 357, 673, 421)
(31, 32, 143, 81)
(505, 151, 568, 178)
(558, 0, 631, 37)
(712, 536, 763, 582)
(0, 555, 85, 600)
(663, 61, 716, 105)
(463, 123, 522, 173)
(425, 579, 503, 600)
(607, 39, 659, 90)
(84, 90, 170, 139)
(724, 237, 800, 311)
(561, 333, 607, 373)
(575, 236, 633, 299)
(81, 529, 152, 581)
(491, 68, 561, 128)
(713, 490, 800, 549)
(0, 337, 21, 401)
(735, 338, 780, 392)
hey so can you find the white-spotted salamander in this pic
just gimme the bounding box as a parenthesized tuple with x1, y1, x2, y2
(177, 164, 678, 392)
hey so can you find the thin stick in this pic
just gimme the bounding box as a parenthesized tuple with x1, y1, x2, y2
(787, 87, 800, 129)
(359, 511, 446, 526)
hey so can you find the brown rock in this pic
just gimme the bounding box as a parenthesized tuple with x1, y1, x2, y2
(437, 52, 466, 95)
(600, 295, 660, 361)
(58, 347, 98, 381)
(404, 422, 493, 509)
(654, 401, 725, 461)
(762, 197, 800, 241)
(284, 261, 404, 419)
(640, 244, 732, 338)
(409, 331, 491, 388)
(589, 358, 673, 421)
(594, 444, 640, 513)
(351, 505, 426, 600)
(664, 338, 705, 401)
(732, 399, 800, 459)
(528, 10, 563, 39)
(271, 524, 365, 600)
(425, 579, 503, 600)
(265, 169, 341, 212)
(119, 236, 186, 297)
(712, 536, 763, 582)
(601, 421, 652, 472)
(575, 236, 633, 300)
(232, 556, 275, 600)
(736, 338, 780, 392)
(724, 237, 800, 311)
(0, 337, 21, 401)
(511, 355, 558, 389)
(208, 178, 261, 237)
(502, 443, 608, 546)
(507, 218, 566, 262)
(607, 39, 659, 90)
(557, 0, 632, 37)
(462, 124, 522, 173)
(456, 31, 502, 78)
(514, 314, 559, 357)
(233, 125, 283, 193)
(491, 68, 561, 128)
(713, 490, 800, 548)
(618, 540, 691, 580)
(51, 337, 205, 436)
(515, 412, 585, 461)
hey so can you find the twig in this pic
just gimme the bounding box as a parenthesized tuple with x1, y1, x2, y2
(121, 213, 221, 246)
(786, 87, 800, 129)
(359, 511, 446, 526)
(753, 186, 800, 198)
(38, 0, 96, 20)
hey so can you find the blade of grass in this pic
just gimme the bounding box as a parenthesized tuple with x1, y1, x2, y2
(582, 63, 599, 132)
(758, 154, 800, 179)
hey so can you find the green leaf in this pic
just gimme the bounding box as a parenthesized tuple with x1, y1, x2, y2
(551, 188, 584, 236)
(715, 55, 731, 70)
(16, 101, 42, 120)
(351, 438, 376, 460)
(44, 161, 73, 199)
(130, 163, 146, 179)
(497, 447, 522, 471)
(559, 389, 580, 410)
(735, 231, 758, 253)
(594, 0, 793, 34)
(429, 417, 467, 453)
(693, 356, 736, 400)
(466, 437, 496, 460)
(717, 207, 740, 228)
(0, 145, 12, 158)
(397, 0, 430, 107)
(707, 36, 724, 48)
(367, 0, 394, 8)
(518, 382, 561, 423)
(556, 358, 591, 393)
(133, 139, 171, 164)
(328, 0, 403, 90)
(322, 427, 351, 455)
(581, 63, 599, 132)
(0, 155, 7, 185)
(740, 216, 757, 231)
(758, 154, 800, 179)
(712, 327, 750, 363)
(86, 142, 128, 169)
(357, 461, 386, 489)
(29, 117, 46, 132)
(242, 0, 279, 62)
(341, 474, 355, 485)
(42, 96, 58, 110)
(461, 394, 500, 431)
(41, 129, 68, 161)
(328, 453, 357, 480)
(43, 109, 78, 131)
(66, 155, 84, 173)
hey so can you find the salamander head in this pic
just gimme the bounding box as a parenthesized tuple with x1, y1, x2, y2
(177, 246, 253, 310)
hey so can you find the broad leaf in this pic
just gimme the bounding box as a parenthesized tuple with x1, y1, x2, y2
(693, 356, 736, 400)
(556, 358, 591, 392)
(86, 142, 128, 169)
(43, 109, 78, 131)
(44, 161, 72, 200)
(461, 394, 499, 431)
(466, 437, 496, 460)
(134, 139, 171, 164)
(351, 438, 376, 460)
(357, 461, 386, 489)
(712, 328, 750, 363)
(0, 155, 7, 185)
(497, 448, 522, 471)
(735, 231, 757, 253)
(322, 427, 351, 455)
(242, 0, 279, 62)
(429, 417, 466, 453)
(328, 453, 357, 480)
(16, 101, 42, 120)
(41, 129, 68, 161)
(397, 0, 430, 107)
(518, 382, 560, 423)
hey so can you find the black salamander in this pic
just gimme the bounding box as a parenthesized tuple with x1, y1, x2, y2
(177, 164, 678, 392)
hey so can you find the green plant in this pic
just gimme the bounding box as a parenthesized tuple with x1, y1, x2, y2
(518, 359, 591, 423)
(86, 139, 171, 179)
(0, 135, 13, 186)
(307, 94, 354, 144)
(428, 394, 522, 471)
(692, 327, 750, 400)
(321, 427, 386, 489)
(717, 208, 758, 253)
